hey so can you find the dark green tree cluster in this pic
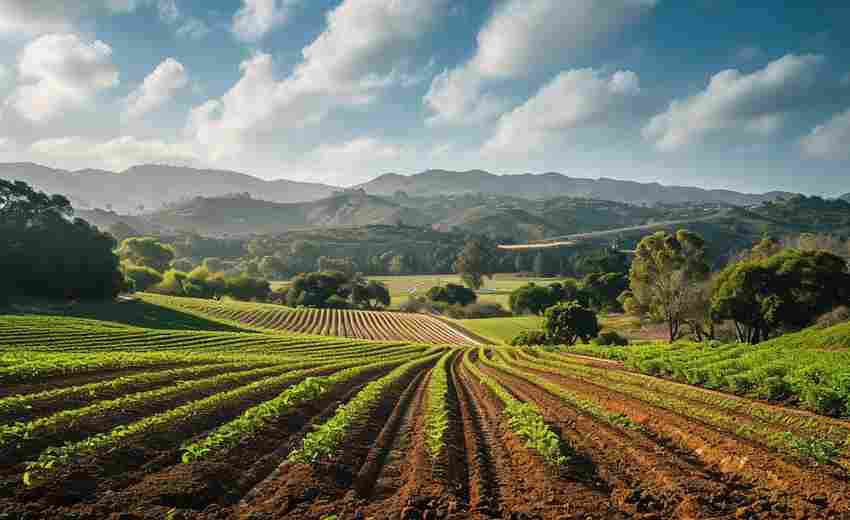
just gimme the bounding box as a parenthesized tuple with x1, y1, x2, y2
(1, 180, 125, 304)
(510, 301, 600, 346)
(712, 249, 850, 343)
(285, 271, 390, 309)
(426, 283, 477, 306)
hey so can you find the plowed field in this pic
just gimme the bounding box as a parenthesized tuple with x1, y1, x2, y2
(1, 314, 849, 519)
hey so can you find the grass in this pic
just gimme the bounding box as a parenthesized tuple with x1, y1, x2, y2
(456, 316, 542, 344)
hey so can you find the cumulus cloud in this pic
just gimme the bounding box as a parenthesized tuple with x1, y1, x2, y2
(643, 54, 824, 151)
(0, 1, 139, 36)
(189, 0, 448, 159)
(800, 108, 850, 160)
(303, 137, 405, 184)
(232, 0, 295, 42)
(484, 68, 640, 153)
(30, 135, 199, 170)
(124, 58, 188, 119)
(425, 0, 657, 125)
(6, 33, 119, 122)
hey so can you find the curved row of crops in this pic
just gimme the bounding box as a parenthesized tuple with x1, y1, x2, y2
(144, 293, 480, 345)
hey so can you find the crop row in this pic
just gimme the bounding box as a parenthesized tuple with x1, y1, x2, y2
(424, 350, 455, 460)
(567, 324, 850, 418)
(508, 349, 847, 465)
(463, 349, 569, 466)
(146, 294, 478, 345)
(179, 350, 431, 463)
(288, 350, 445, 463)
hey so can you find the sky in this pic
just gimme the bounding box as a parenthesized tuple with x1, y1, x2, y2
(0, 1, 849, 195)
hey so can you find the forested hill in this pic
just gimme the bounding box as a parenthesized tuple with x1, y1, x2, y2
(356, 169, 795, 206)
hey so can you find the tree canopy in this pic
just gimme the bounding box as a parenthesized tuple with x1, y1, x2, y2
(453, 238, 495, 289)
(118, 237, 176, 273)
(543, 301, 599, 346)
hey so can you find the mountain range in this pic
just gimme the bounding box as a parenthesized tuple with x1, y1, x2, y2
(0, 162, 797, 213)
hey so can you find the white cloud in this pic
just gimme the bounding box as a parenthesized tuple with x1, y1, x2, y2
(6, 33, 119, 122)
(484, 68, 640, 154)
(0, 1, 139, 36)
(425, 0, 657, 125)
(30, 135, 200, 170)
(800, 108, 850, 160)
(177, 17, 211, 40)
(644, 54, 824, 151)
(124, 58, 188, 119)
(189, 0, 448, 159)
(302, 137, 405, 184)
(232, 0, 294, 42)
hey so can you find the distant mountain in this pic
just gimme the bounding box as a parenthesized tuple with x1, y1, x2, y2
(841, 193, 850, 202)
(142, 191, 430, 236)
(0, 163, 336, 213)
(357, 169, 795, 206)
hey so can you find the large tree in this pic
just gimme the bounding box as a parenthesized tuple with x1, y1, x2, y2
(712, 249, 850, 343)
(454, 238, 495, 289)
(629, 230, 710, 342)
(118, 237, 175, 273)
(543, 301, 599, 346)
(1, 179, 125, 302)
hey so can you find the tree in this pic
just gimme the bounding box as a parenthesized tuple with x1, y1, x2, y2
(581, 272, 629, 311)
(122, 263, 163, 292)
(1, 179, 125, 302)
(533, 252, 546, 277)
(509, 283, 555, 315)
(454, 238, 495, 289)
(712, 249, 850, 343)
(628, 230, 710, 342)
(543, 301, 600, 346)
(258, 256, 287, 279)
(352, 280, 391, 309)
(118, 237, 176, 273)
(427, 283, 477, 306)
(286, 271, 351, 308)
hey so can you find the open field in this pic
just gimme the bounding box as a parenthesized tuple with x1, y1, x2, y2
(143, 294, 480, 345)
(455, 316, 542, 344)
(2, 305, 850, 519)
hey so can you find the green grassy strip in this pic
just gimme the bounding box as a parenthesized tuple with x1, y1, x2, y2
(288, 350, 445, 464)
(463, 349, 569, 467)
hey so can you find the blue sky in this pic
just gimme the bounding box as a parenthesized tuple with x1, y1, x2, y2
(0, 1, 849, 195)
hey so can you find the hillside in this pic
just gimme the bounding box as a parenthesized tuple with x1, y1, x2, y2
(145, 191, 430, 235)
(357, 169, 794, 206)
(0, 163, 336, 213)
(1, 162, 798, 213)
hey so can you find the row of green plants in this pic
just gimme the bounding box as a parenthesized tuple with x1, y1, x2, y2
(179, 351, 431, 463)
(0, 360, 268, 420)
(1, 363, 308, 451)
(463, 349, 569, 467)
(21, 365, 331, 487)
(288, 351, 445, 463)
(512, 350, 846, 465)
(528, 350, 850, 445)
(424, 350, 455, 460)
(566, 323, 850, 418)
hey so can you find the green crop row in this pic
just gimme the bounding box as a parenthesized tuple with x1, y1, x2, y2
(288, 350, 444, 464)
(463, 349, 569, 467)
(21, 365, 331, 487)
(424, 350, 455, 460)
(179, 351, 426, 463)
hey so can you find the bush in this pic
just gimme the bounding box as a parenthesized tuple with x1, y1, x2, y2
(399, 296, 435, 314)
(543, 301, 600, 346)
(595, 330, 629, 346)
(510, 329, 549, 346)
(426, 283, 477, 306)
(443, 302, 509, 319)
(122, 263, 163, 292)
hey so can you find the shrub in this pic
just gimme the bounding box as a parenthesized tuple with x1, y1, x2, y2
(426, 283, 477, 306)
(122, 263, 163, 292)
(443, 302, 509, 319)
(543, 301, 600, 346)
(595, 330, 628, 346)
(510, 329, 549, 346)
(815, 306, 850, 329)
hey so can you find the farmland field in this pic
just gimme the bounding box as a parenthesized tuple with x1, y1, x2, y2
(2, 304, 850, 519)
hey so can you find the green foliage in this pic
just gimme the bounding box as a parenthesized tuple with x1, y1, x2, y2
(122, 263, 163, 292)
(509, 283, 556, 316)
(543, 302, 599, 346)
(712, 248, 850, 343)
(424, 351, 453, 460)
(1, 179, 125, 302)
(581, 272, 628, 312)
(426, 283, 477, 306)
(118, 237, 176, 273)
(510, 329, 549, 347)
(453, 238, 496, 289)
(595, 330, 629, 346)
